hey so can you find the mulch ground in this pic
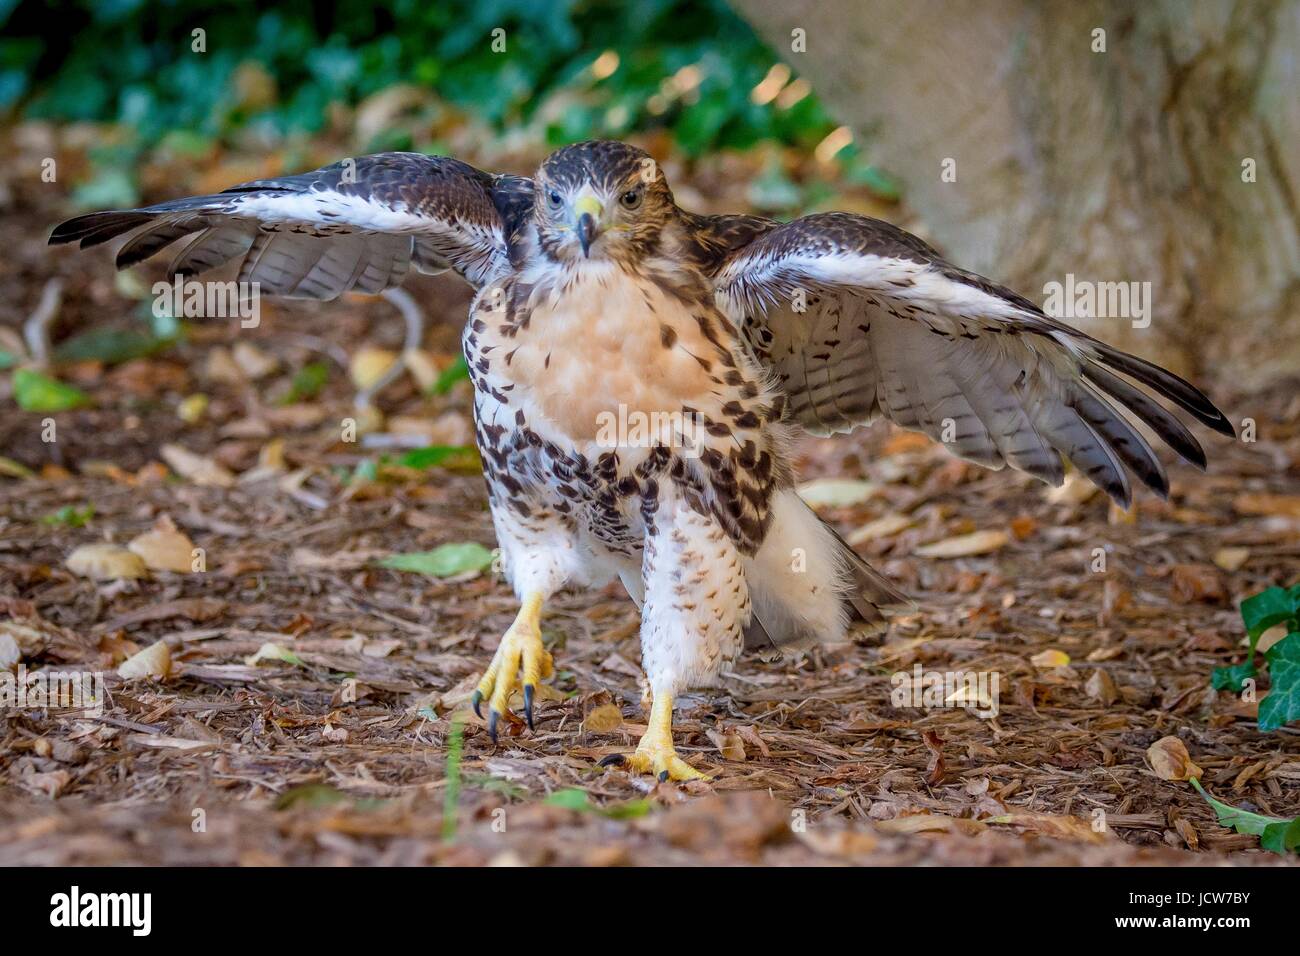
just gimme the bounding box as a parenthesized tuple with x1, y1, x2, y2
(2, 134, 1299, 867)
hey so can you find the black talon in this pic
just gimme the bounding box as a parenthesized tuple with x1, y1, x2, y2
(658, 770, 669, 783)
(471, 690, 483, 719)
(488, 709, 499, 744)
(598, 753, 626, 768)
(523, 684, 535, 730)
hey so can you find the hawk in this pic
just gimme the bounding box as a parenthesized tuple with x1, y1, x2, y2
(51, 141, 1233, 780)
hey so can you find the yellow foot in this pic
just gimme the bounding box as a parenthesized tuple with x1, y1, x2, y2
(598, 690, 707, 782)
(471, 592, 553, 742)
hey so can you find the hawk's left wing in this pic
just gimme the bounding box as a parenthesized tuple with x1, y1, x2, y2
(708, 212, 1234, 508)
(50, 153, 532, 294)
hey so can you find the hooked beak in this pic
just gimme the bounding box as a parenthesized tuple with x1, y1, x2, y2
(573, 195, 603, 257)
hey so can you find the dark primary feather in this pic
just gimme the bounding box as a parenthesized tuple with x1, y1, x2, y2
(49, 153, 525, 294)
(702, 211, 1233, 508)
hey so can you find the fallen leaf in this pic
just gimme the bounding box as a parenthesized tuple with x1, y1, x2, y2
(177, 394, 208, 423)
(379, 543, 495, 577)
(349, 347, 399, 389)
(1233, 493, 1300, 519)
(232, 341, 279, 380)
(66, 543, 148, 581)
(118, 640, 172, 680)
(846, 512, 913, 545)
(914, 530, 1008, 558)
(127, 515, 197, 572)
(1171, 564, 1228, 604)
(875, 814, 984, 835)
(245, 642, 307, 668)
(13, 368, 91, 412)
(582, 702, 624, 733)
(1147, 736, 1202, 781)
(706, 729, 746, 761)
(1031, 649, 1071, 668)
(797, 478, 880, 509)
(1213, 547, 1250, 572)
(1046, 473, 1099, 506)
(1085, 669, 1118, 705)
(160, 444, 235, 488)
(985, 813, 1106, 843)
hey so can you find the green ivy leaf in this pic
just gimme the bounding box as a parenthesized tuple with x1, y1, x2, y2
(1190, 777, 1292, 839)
(1240, 586, 1300, 640)
(1211, 660, 1256, 692)
(1257, 633, 1300, 732)
(1261, 818, 1300, 854)
(12, 369, 91, 412)
(378, 542, 494, 577)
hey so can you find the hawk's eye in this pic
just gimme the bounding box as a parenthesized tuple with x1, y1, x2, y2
(547, 190, 563, 208)
(620, 188, 643, 210)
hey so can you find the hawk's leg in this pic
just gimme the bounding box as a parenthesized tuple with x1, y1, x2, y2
(471, 591, 554, 741)
(599, 689, 704, 782)
(599, 492, 749, 782)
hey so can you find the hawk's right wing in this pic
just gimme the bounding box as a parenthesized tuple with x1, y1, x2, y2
(50, 153, 533, 294)
(705, 212, 1234, 509)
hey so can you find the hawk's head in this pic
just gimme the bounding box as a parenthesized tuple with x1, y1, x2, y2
(533, 141, 676, 263)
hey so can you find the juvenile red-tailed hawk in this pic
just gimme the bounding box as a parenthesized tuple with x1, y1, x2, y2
(51, 141, 1232, 780)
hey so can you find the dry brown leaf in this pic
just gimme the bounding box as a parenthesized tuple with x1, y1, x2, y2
(127, 515, 196, 573)
(160, 444, 236, 488)
(914, 529, 1009, 558)
(1046, 473, 1098, 506)
(875, 814, 984, 835)
(349, 347, 398, 389)
(1171, 564, 1227, 604)
(1212, 547, 1250, 572)
(66, 543, 148, 581)
(118, 640, 172, 680)
(1233, 492, 1300, 519)
(846, 513, 913, 545)
(1147, 736, 1202, 781)
(581, 702, 623, 733)
(1031, 649, 1071, 669)
(706, 729, 746, 761)
(1085, 669, 1119, 705)
(797, 478, 880, 509)
(232, 341, 279, 380)
(986, 813, 1107, 843)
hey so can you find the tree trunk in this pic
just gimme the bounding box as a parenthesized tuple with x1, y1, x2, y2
(731, 0, 1300, 388)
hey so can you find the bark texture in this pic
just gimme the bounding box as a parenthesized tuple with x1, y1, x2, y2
(732, 0, 1300, 386)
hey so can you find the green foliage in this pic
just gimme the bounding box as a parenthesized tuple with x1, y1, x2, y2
(3, 0, 841, 165)
(1212, 584, 1300, 732)
(393, 445, 477, 470)
(379, 542, 495, 577)
(12, 368, 92, 412)
(430, 356, 470, 396)
(543, 787, 653, 819)
(1258, 634, 1300, 732)
(42, 503, 95, 527)
(442, 713, 464, 842)
(1190, 777, 1300, 855)
(279, 361, 330, 404)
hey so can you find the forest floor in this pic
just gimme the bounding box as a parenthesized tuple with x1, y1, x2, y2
(2, 127, 1299, 866)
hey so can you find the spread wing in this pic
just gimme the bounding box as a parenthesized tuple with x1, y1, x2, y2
(709, 212, 1234, 507)
(49, 153, 533, 294)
